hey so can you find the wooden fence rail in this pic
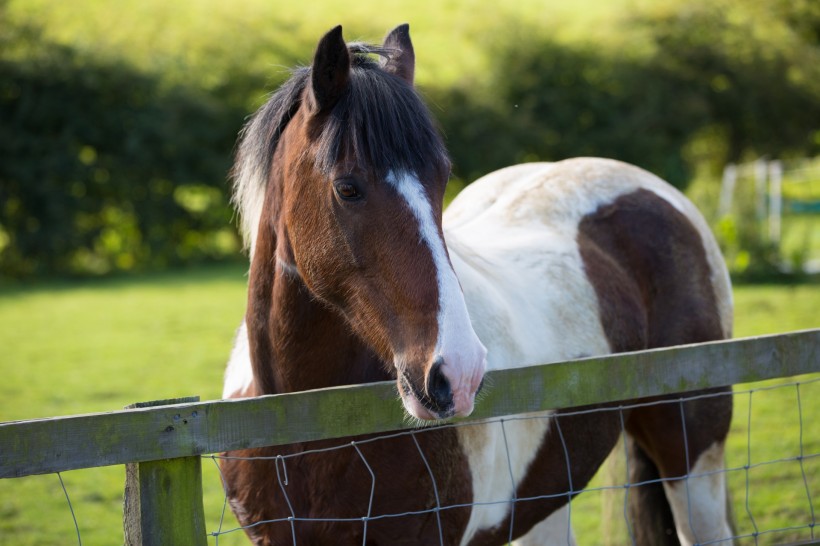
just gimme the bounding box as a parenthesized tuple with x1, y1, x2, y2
(2, 329, 819, 479)
(1, 328, 818, 545)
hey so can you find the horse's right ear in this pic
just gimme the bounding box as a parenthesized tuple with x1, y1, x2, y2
(382, 24, 415, 85)
(309, 25, 350, 114)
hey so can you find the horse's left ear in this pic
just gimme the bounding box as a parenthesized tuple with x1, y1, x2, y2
(381, 24, 415, 85)
(310, 25, 351, 113)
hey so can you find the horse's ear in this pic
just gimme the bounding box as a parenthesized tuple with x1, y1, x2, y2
(381, 24, 415, 85)
(309, 25, 350, 113)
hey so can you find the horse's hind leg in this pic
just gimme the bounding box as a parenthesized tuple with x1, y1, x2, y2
(626, 390, 733, 546)
(660, 440, 733, 546)
(512, 505, 577, 546)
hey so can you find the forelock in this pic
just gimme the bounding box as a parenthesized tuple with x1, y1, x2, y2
(312, 45, 448, 178)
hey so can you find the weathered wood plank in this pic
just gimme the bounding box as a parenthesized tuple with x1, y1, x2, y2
(1, 329, 818, 478)
(123, 456, 207, 546)
(122, 397, 207, 546)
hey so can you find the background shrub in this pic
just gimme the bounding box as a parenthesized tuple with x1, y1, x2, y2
(1, 0, 818, 278)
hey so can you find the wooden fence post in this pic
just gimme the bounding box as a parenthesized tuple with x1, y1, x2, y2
(718, 163, 737, 217)
(123, 397, 207, 546)
(768, 160, 783, 245)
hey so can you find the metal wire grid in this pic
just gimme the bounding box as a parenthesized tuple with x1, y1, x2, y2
(204, 377, 820, 546)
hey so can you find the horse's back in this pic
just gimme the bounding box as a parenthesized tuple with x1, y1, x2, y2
(447, 158, 709, 244)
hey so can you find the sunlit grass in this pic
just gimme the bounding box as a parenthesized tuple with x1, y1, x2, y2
(0, 265, 250, 545)
(0, 265, 247, 421)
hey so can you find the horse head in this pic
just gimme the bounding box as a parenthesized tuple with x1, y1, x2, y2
(236, 25, 487, 420)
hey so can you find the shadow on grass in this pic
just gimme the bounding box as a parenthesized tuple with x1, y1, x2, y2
(0, 260, 249, 298)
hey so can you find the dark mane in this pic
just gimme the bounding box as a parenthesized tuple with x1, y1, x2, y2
(232, 44, 449, 248)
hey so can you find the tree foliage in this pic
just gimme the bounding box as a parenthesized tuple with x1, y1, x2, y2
(638, 1, 820, 163)
(1, 0, 818, 278)
(437, 0, 820, 187)
(435, 43, 706, 188)
(0, 18, 247, 277)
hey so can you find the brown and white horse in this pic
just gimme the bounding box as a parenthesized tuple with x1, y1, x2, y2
(221, 24, 734, 546)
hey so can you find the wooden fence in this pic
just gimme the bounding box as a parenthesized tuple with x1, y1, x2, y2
(719, 158, 820, 272)
(1, 329, 819, 545)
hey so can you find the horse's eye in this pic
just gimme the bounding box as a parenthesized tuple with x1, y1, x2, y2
(335, 181, 361, 201)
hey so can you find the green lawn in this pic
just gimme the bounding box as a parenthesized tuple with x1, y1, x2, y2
(0, 266, 818, 545)
(0, 265, 250, 546)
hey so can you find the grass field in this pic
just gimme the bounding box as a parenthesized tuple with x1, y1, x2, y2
(0, 265, 818, 545)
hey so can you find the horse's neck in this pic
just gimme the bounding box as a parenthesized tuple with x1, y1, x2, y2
(247, 238, 386, 395)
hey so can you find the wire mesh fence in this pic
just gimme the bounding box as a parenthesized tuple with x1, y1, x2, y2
(7, 377, 820, 546)
(2, 331, 818, 545)
(205, 377, 819, 546)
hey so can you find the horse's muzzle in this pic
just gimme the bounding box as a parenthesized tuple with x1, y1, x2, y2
(399, 369, 454, 420)
(399, 353, 485, 420)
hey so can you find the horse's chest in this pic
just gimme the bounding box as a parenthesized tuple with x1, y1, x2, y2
(456, 415, 552, 544)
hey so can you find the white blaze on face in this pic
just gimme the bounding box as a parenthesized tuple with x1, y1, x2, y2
(386, 171, 488, 418)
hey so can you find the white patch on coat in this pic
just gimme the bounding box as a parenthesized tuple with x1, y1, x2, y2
(445, 165, 612, 541)
(386, 171, 487, 417)
(456, 416, 552, 545)
(223, 321, 254, 399)
(448, 228, 611, 541)
(513, 504, 577, 546)
(662, 442, 733, 546)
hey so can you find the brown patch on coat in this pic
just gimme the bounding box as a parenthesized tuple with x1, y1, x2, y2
(577, 188, 732, 478)
(578, 188, 725, 351)
(222, 428, 472, 545)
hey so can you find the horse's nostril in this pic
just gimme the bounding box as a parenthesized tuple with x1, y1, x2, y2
(426, 358, 452, 411)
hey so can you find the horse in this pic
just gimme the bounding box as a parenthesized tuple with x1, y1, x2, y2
(221, 24, 734, 546)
